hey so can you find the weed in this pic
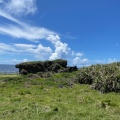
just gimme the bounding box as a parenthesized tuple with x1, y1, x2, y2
(53, 107, 59, 112)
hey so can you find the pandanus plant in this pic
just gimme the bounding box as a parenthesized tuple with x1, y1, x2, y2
(77, 62, 120, 93)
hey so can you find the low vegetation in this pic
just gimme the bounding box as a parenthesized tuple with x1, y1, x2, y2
(0, 62, 120, 119)
(77, 62, 120, 93)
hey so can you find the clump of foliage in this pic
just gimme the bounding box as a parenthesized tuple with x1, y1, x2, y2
(77, 62, 120, 93)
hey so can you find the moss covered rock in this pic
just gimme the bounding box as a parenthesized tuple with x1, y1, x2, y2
(47, 63, 63, 72)
(52, 59, 67, 68)
(16, 59, 77, 75)
(16, 61, 46, 74)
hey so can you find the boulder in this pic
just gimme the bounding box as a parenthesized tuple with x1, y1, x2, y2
(16, 61, 46, 74)
(19, 69, 28, 75)
(52, 59, 67, 68)
(47, 63, 63, 72)
(15, 59, 77, 74)
(43, 60, 52, 69)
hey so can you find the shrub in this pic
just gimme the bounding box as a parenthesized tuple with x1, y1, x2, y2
(77, 62, 120, 93)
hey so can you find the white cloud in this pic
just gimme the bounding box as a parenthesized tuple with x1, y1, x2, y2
(14, 43, 52, 53)
(72, 51, 83, 57)
(14, 43, 53, 60)
(12, 59, 29, 63)
(0, 1, 55, 41)
(0, 11, 74, 62)
(0, 58, 29, 64)
(0, 43, 18, 53)
(0, 24, 55, 41)
(0, 10, 23, 25)
(0, 42, 53, 60)
(0, 41, 89, 66)
(73, 57, 88, 67)
(108, 58, 117, 63)
(46, 35, 71, 60)
(47, 35, 60, 44)
(3, 0, 37, 16)
(75, 53, 83, 57)
(1, 31, 87, 65)
(36, 44, 52, 53)
(14, 44, 36, 49)
(0, 1, 89, 66)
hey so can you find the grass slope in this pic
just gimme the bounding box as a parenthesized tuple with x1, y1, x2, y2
(0, 73, 120, 120)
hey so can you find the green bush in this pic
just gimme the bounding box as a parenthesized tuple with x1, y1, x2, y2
(77, 62, 120, 93)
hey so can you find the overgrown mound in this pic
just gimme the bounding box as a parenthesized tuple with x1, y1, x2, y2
(77, 62, 120, 93)
(15, 59, 77, 75)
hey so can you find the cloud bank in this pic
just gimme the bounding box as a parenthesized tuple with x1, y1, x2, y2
(0, 0, 88, 66)
(2, 0, 37, 15)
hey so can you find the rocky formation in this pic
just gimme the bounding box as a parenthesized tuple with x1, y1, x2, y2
(15, 59, 77, 75)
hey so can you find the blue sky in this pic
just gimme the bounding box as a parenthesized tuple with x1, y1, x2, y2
(0, 0, 120, 66)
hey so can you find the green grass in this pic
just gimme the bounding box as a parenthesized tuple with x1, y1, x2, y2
(0, 73, 120, 120)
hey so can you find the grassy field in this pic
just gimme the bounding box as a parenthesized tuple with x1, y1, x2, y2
(0, 63, 120, 120)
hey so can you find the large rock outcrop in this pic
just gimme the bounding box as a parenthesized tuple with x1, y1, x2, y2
(15, 59, 77, 75)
